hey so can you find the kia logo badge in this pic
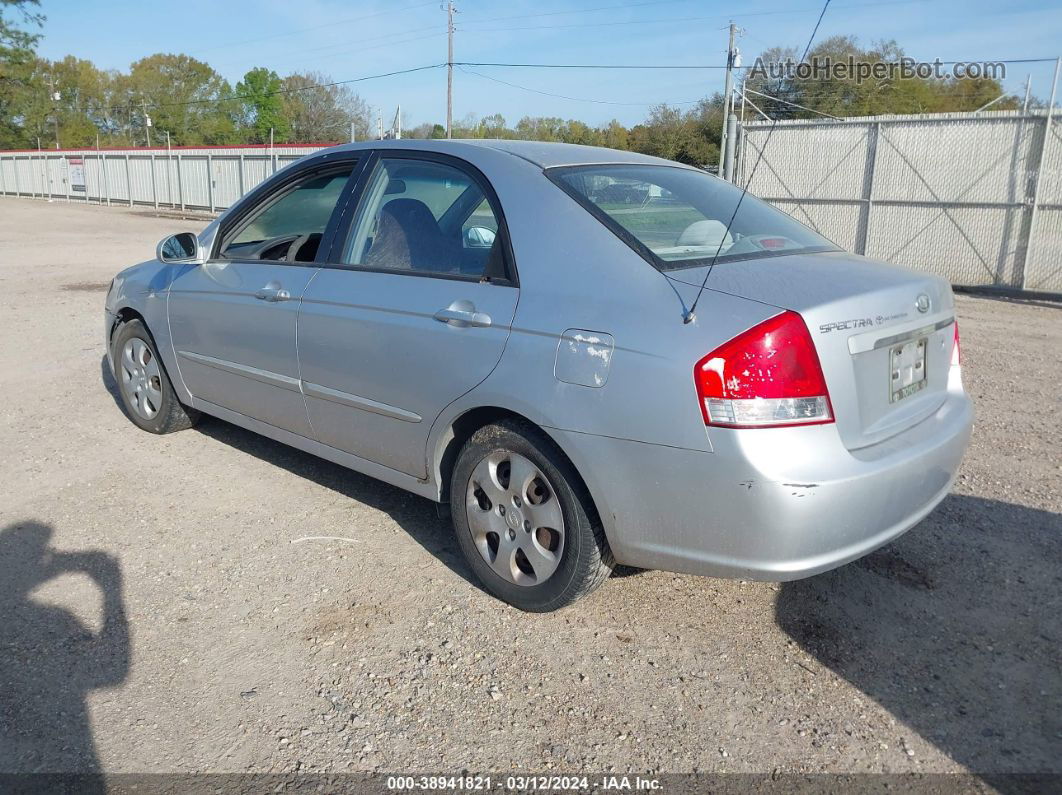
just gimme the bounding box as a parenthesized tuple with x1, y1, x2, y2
(915, 293, 930, 314)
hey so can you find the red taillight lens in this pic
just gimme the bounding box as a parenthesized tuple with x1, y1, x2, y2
(694, 310, 834, 428)
(951, 321, 961, 367)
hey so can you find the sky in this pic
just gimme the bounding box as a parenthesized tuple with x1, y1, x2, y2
(28, 0, 1062, 130)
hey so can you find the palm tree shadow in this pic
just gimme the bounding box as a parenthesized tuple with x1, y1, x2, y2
(0, 522, 130, 779)
(775, 495, 1062, 788)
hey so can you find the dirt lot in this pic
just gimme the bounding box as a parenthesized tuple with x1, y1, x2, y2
(0, 197, 1059, 780)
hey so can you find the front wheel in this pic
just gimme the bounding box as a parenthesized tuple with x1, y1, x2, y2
(112, 319, 199, 434)
(450, 420, 613, 612)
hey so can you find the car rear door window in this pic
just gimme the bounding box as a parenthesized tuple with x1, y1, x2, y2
(342, 158, 504, 278)
(549, 164, 838, 270)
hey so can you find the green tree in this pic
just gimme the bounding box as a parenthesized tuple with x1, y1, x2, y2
(120, 54, 236, 145)
(627, 104, 715, 166)
(47, 55, 111, 146)
(561, 119, 599, 146)
(237, 66, 287, 143)
(746, 36, 1017, 118)
(479, 112, 507, 138)
(0, 0, 44, 147)
(599, 119, 629, 150)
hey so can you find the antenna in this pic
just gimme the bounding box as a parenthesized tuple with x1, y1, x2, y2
(683, 0, 833, 324)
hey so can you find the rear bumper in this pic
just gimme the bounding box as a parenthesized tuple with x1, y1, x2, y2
(551, 387, 973, 580)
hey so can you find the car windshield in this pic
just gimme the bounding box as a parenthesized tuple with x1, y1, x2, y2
(549, 164, 839, 270)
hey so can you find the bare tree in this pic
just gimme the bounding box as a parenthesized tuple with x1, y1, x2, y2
(281, 71, 372, 142)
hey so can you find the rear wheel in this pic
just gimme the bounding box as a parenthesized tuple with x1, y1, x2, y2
(112, 319, 199, 434)
(451, 420, 613, 612)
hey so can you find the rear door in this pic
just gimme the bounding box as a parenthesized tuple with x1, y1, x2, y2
(297, 151, 519, 478)
(167, 158, 359, 436)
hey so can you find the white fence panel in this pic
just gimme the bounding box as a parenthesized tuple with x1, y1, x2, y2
(0, 144, 328, 212)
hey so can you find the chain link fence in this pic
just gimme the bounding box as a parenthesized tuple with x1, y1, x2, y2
(739, 110, 1062, 294)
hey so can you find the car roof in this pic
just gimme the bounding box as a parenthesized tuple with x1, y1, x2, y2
(328, 138, 687, 170)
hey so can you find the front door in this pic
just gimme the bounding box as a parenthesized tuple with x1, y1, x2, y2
(297, 153, 519, 477)
(168, 163, 356, 437)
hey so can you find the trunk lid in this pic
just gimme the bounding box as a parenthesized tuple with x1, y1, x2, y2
(669, 251, 956, 450)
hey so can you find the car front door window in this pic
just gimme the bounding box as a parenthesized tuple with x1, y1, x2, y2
(221, 167, 354, 263)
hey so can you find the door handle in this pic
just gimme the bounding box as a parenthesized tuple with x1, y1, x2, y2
(433, 300, 492, 328)
(253, 284, 291, 303)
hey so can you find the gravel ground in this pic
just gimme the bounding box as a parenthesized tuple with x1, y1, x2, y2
(0, 197, 1059, 779)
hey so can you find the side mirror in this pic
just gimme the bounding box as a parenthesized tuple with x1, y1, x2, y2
(464, 226, 497, 249)
(157, 232, 204, 264)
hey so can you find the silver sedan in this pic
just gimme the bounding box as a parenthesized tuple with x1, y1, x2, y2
(104, 140, 973, 612)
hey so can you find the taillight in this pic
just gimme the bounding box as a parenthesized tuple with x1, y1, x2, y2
(951, 321, 961, 367)
(694, 310, 834, 428)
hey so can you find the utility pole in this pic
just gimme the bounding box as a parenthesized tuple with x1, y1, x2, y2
(445, 0, 456, 139)
(719, 22, 740, 180)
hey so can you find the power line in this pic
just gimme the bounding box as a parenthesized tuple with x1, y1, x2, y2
(460, 0, 939, 30)
(455, 61, 728, 69)
(463, 14, 770, 34)
(462, 0, 701, 26)
(744, 87, 842, 119)
(236, 30, 448, 73)
(94, 64, 445, 116)
(190, 1, 438, 55)
(209, 25, 445, 70)
(457, 65, 703, 106)
(454, 57, 1058, 71)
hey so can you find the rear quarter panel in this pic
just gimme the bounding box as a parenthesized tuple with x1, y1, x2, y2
(426, 150, 782, 494)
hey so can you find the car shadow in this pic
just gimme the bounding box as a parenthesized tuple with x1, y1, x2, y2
(100, 355, 124, 413)
(775, 495, 1062, 786)
(0, 521, 130, 782)
(102, 355, 495, 594)
(192, 415, 478, 589)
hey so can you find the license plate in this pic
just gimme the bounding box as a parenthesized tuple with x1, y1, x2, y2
(889, 337, 928, 402)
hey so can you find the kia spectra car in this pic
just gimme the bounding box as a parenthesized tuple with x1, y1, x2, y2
(104, 140, 973, 612)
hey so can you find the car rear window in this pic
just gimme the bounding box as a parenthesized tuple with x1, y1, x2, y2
(548, 164, 838, 270)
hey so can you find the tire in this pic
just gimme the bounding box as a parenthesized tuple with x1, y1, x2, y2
(112, 319, 200, 434)
(450, 419, 614, 612)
